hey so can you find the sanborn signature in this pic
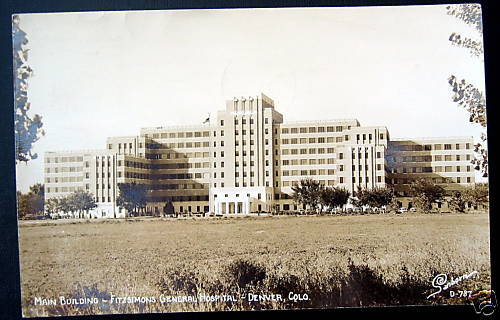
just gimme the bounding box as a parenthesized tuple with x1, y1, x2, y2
(427, 271, 479, 299)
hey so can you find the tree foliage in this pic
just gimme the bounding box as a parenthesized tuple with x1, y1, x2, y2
(12, 15, 44, 163)
(292, 179, 351, 213)
(448, 190, 466, 213)
(354, 187, 394, 209)
(163, 200, 175, 216)
(116, 182, 148, 215)
(291, 179, 323, 213)
(410, 179, 445, 212)
(16, 183, 45, 219)
(446, 4, 487, 177)
(463, 183, 489, 208)
(45, 197, 60, 215)
(68, 190, 98, 218)
(320, 186, 351, 213)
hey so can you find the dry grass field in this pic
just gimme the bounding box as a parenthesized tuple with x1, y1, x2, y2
(18, 213, 490, 317)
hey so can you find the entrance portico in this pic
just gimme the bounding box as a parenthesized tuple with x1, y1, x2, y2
(210, 186, 273, 216)
(215, 197, 251, 215)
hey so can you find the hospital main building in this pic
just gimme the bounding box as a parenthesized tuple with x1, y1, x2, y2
(44, 94, 475, 218)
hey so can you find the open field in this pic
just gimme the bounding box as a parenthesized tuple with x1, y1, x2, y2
(18, 213, 491, 317)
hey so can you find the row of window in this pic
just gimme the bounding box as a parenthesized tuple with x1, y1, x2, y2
(281, 137, 345, 144)
(139, 141, 212, 150)
(145, 152, 211, 160)
(46, 186, 84, 193)
(45, 176, 84, 183)
(389, 165, 472, 174)
(390, 143, 472, 151)
(282, 149, 343, 156)
(108, 142, 134, 150)
(144, 131, 210, 139)
(351, 176, 385, 183)
(282, 158, 338, 165)
(391, 177, 472, 184)
(353, 152, 383, 159)
(150, 162, 211, 169)
(389, 154, 472, 163)
(355, 133, 385, 141)
(282, 179, 341, 187)
(150, 196, 210, 202)
(282, 169, 337, 176)
(148, 183, 208, 190)
(281, 126, 348, 134)
(45, 156, 84, 163)
(45, 167, 83, 173)
(222, 118, 271, 126)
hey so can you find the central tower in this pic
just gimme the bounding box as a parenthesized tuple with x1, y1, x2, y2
(210, 93, 283, 214)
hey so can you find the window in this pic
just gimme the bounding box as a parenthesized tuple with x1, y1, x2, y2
(265, 118, 269, 124)
(444, 144, 452, 150)
(220, 120, 224, 126)
(338, 153, 344, 160)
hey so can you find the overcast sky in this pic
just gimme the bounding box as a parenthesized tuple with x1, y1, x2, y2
(15, 5, 487, 192)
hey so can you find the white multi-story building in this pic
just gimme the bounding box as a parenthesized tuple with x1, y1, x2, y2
(44, 93, 475, 217)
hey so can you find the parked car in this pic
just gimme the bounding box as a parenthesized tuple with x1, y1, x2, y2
(409, 207, 417, 212)
(398, 207, 408, 214)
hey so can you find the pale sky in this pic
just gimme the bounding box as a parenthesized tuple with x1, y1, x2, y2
(15, 5, 487, 192)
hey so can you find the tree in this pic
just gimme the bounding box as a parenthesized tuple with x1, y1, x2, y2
(319, 186, 351, 213)
(56, 196, 72, 216)
(447, 4, 487, 177)
(291, 179, 324, 213)
(163, 200, 175, 216)
(67, 190, 97, 218)
(116, 182, 148, 216)
(12, 15, 44, 163)
(448, 190, 467, 213)
(410, 179, 446, 212)
(16, 184, 45, 219)
(463, 183, 489, 209)
(354, 187, 394, 210)
(45, 198, 60, 217)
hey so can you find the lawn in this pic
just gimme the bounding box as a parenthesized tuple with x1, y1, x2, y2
(18, 213, 491, 317)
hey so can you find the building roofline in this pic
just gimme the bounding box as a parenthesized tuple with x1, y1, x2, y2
(390, 136, 474, 141)
(44, 149, 111, 155)
(106, 136, 139, 140)
(281, 119, 360, 125)
(140, 124, 213, 132)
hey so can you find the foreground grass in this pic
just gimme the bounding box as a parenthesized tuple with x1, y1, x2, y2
(18, 213, 491, 316)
